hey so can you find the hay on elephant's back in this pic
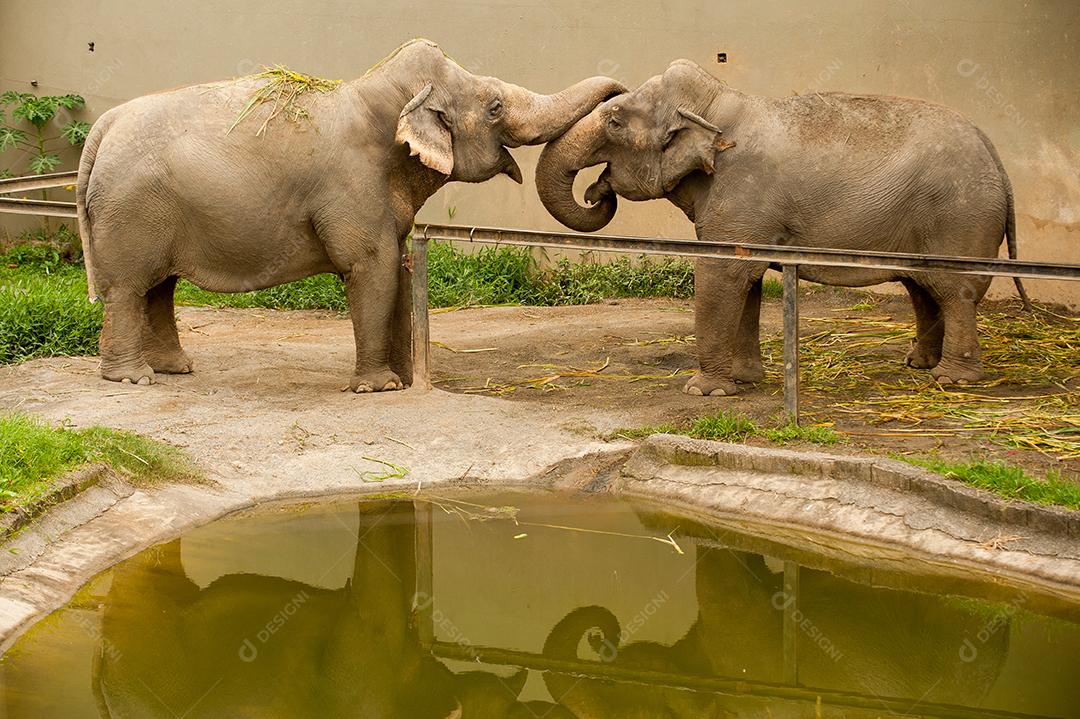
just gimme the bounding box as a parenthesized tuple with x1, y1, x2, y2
(228, 65, 341, 136)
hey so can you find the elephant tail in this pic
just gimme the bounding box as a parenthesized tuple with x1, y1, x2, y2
(976, 127, 1032, 312)
(542, 605, 621, 702)
(76, 110, 116, 303)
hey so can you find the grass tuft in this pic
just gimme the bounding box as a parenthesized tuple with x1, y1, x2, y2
(615, 411, 841, 447)
(0, 248, 101, 364)
(173, 242, 722, 312)
(0, 413, 199, 511)
(229, 65, 341, 136)
(901, 456, 1080, 510)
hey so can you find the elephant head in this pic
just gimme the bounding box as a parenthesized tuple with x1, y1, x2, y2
(535, 59, 736, 231)
(385, 39, 625, 186)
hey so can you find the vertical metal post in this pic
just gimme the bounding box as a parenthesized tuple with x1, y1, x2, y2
(414, 500, 435, 647)
(782, 560, 800, 686)
(411, 233, 432, 390)
(782, 264, 800, 424)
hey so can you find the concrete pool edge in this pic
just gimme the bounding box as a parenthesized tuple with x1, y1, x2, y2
(1, 436, 1077, 651)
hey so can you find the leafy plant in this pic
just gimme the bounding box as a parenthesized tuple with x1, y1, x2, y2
(0, 91, 88, 177)
(0, 91, 89, 236)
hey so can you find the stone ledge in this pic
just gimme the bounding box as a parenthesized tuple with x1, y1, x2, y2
(0, 464, 113, 540)
(629, 434, 1080, 539)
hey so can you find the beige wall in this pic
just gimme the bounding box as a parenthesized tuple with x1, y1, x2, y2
(2, 0, 1077, 304)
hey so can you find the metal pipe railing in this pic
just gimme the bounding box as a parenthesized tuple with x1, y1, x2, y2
(411, 224, 1080, 420)
(0, 170, 77, 195)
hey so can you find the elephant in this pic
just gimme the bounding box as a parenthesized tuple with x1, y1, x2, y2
(90, 501, 554, 718)
(535, 59, 1030, 397)
(76, 39, 623, 391)
(541, 547, 1009, 718)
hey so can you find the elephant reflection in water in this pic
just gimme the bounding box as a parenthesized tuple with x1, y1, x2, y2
(543, 547, 1009, 719)
(92, 502, 569, 718)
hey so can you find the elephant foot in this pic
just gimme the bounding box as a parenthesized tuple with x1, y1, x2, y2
(732, 360, 765, 384)
(683, 372, 738, 397)
(931, 359, 985, 386)
(101, 361, 156, 386)
(350, 368, 404, 393)
(905, 342, 941, 370)
(147, 350, 194, 375)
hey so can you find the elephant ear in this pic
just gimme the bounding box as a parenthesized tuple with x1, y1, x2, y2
(396, 84, 453, 175)
(666, 107, 735, 175)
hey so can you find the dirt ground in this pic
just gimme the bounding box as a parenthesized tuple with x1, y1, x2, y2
(428, 289, 1079, 480)
(2, 287, 1076, 482)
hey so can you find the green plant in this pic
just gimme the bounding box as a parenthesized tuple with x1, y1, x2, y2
(0, 90, 90, 244)
(901, 457, 1080, 510)
(0, 413, 198, 511)
(0, 91, 88, 177)
(0, 247, 101, 364)
(686, 411, 758, 442)
(761, 422, 841, 445)
(614, 412, 842, 447)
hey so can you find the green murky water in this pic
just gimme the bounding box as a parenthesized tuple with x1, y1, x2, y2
(2, 493, 1078, 718)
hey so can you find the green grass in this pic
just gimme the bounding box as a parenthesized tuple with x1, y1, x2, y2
(615, 411, 841, 446)
(901, 457, 1080, 510)
(175, 273, 348, 312)
(0, 241, 774, 365)
(0, 245, 102, 363)
(173, 242, 782, 311)
(0, 413, 199, 512)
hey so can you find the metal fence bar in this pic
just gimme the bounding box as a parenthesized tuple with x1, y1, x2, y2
(782, 266, 800, 423)
(781, 560, 800, 685)
(424, 640, 1046, 719)
(0, 170, 78, 195)
(419, 224, 1080, 281)
(0, 197, 78, 219)
(410, 235, 432, 390)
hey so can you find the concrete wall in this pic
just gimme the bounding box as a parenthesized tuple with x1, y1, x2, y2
(1, 0, 1077, 304)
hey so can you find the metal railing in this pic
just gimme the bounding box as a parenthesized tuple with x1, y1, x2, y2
(410, 224, 1080, 421)
(4, 171, 1079, 422)
(0, 171, 79, 217)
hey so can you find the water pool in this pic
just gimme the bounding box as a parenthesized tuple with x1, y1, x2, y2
(2, 493, 1077, 718)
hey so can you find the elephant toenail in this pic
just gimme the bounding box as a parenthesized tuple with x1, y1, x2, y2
(121, 378, 132, 384)
(137, 377, 151, 386)
(709, 388, 728, 396)
(686, 386, 703, 396)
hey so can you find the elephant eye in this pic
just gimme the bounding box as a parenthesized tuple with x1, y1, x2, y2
(607, 116, 622, 131)
(435, 109, 452, 129)
(661, 128, 678, 148)
(488, 99, 503, 119)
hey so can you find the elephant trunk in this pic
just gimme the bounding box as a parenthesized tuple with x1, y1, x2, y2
(535, 107, 618, 232)
(501, 76, 625, 147)
(542, 605, 622, 702)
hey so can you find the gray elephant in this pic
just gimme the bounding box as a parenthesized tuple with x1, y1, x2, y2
(91, 501, 557, 718)
(76, 39, 622, 391)
(535, 60, 1028, 397)
(541, 547, 1008, 718)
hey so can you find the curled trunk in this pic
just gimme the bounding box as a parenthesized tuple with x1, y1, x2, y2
(535, 108, 617, 232)
(542, 605, 621, 702)
(501, 77, 624, 147)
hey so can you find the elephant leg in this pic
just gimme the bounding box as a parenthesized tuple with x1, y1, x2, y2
(339, 237, 404, 394)
(901, 278, 943, 369)
(929, 279, 988, 384)
(389, 241, 414, 387)
(732, 276, 764, 383)
(143, 276, 193, 374)
(685, 259, 765, 397)
(99, 288, 155, 385)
